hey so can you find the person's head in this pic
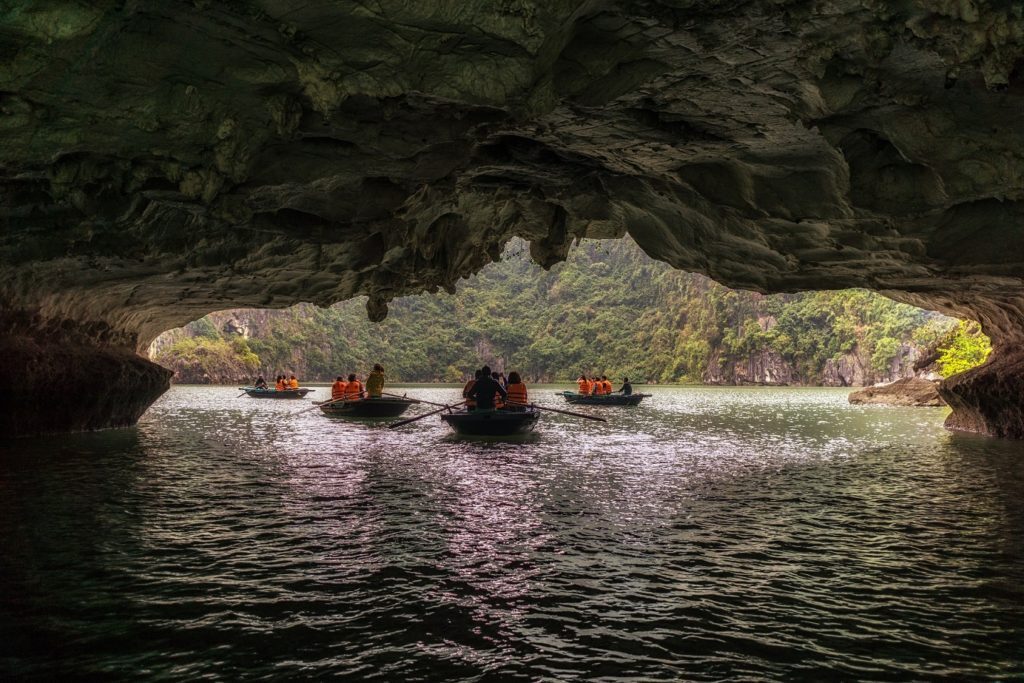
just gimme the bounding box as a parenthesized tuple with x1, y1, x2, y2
(257, 375, 264, 380)
(481, 365, 491, 376)
(623, 377, 629, 383)
(290, 374, 296, 379)
(474, 369, 483, 379)
(336, 376, 344, 382)
(508, 371, 522, 384)
(348, 373, 356, 382)
(602, 375, 607, 381)
(579, 374, 586, 380)
(491, 371, 499, 380)
(373, 363, 383, 372)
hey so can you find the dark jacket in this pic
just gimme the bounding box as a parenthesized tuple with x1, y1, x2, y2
(467, 375, 507, 409)
(621, 382, 632, 395)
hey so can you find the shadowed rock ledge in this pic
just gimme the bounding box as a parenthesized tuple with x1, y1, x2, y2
(2, 1, 1024, 436)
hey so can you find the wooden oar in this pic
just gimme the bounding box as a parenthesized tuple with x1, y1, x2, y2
(388, 401, 467, 429)
(293, 395, 351, 416)
(381, 391, 462, 409)
(506, 401, 607, 422)
(236, 390, 248, 398)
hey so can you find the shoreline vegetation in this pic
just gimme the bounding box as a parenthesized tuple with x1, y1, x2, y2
(152, 238, 990, 387)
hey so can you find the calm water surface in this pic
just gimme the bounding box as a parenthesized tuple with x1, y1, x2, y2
(2, 385, 1023, 680)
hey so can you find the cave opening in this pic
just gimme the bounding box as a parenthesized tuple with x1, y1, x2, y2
(149, 237, 985, 396)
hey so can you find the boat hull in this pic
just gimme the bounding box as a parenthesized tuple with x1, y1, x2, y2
(319, 397, 415, 418)
(242, 387, 313, 399)
(441, 409, 539, 436)
(560, 391, 649, 406)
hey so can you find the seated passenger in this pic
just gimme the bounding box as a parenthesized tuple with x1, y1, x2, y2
(288, 374, 300, 390)
(467, 365, 507, 410)
(331, 376, 348, 400)
(366, 363, 385, 398)
(577, 374, 591, 395)
(505, 372, 528, 409)
(275, 375, 286, 391)
(601, 375, 612, 395)
(463, 370, 482, 410)
(345, 373, 363, 400)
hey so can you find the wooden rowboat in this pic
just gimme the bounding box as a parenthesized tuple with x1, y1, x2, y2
(240, 387, 314, 399)
(318, 396, 416, 418)
(441, 408, 540, 436)
(559, 391, 650, 406)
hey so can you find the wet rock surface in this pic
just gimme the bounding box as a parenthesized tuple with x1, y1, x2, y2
(2, 2, 1024, 435)
(848, 377, 946, 408)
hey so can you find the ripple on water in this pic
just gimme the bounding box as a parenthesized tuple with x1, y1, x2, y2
(2, 385, 1023, 679)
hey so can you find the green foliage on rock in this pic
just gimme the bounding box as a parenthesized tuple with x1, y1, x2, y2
(153, 238, 988, 384)
(937, 321, 992, 378)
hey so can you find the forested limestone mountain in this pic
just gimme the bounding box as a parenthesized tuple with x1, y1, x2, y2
(151, 239, 985, 386)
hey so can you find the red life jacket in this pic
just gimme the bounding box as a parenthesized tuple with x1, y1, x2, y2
(345, 380, 363, 399)
(332, 381, 347, 400)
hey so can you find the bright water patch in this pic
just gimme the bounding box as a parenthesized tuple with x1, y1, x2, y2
(2, 385, 1023, 679)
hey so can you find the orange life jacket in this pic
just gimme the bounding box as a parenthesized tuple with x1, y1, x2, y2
(591, 380, 603, 395)
(332, 381, 347, 400)
(345, 379, 363, 399)
(602, 380, 612, 394)
(507, 382, 528, 405)
(289, 378, 299, 389)
(463, 379, 477, 408)
(578, 379, 591, 395)
(275, 380, 285, 391)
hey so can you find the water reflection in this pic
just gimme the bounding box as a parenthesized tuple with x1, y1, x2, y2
(1, 385, 1023, 679)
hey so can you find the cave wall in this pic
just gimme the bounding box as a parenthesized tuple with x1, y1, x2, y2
(2, 1, 1024, 435)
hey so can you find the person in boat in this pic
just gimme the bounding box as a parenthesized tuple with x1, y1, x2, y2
(463, 369, 482, 411)
(505, 372, 528, 410)
(490, 371, 505, 408)
(275, 375, 286, 391)
(498, 372, 508, 390)
(366, 363, 385, 398)
(288, 374, 300, 390)
(254, 375, 267, 389)
(601, 375, 612, 395)
(590, 376, 604, 395)
(619, 377, 633, 396)
(577, 374, 592, 395)
(345, 373, 363, 400)
(467, 365, 507, 410)
(331, 375, 348, 400)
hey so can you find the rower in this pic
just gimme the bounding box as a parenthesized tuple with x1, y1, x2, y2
(275, 375, 286, 391)
(288, 374, 300, 390)
(467, 365, 506, 410)
(366, 363, 385, 398)
(254, 375, 267, 389)
(577, 374, 591, 395)
(505, 372, 528, 410)
(331, 376, 348, 400)
(345, 373, 363, 400)
(463, 369, 482, 411)
(619, 377, 633, 396)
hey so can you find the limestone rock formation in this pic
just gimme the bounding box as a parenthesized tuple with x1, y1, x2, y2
(848, 377, 946, 407)
(2, 1, 1024, 435)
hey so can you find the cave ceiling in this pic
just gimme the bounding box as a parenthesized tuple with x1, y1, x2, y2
(2, 0, 1024, 346)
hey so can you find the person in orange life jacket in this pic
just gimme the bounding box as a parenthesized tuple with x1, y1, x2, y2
(505, 372, 528, 410)
(590, 376, 603, 395)
(345, 373, 363, 400)
(601, 375, 612, 395)
(331, 376, 348, 400)
(288, 374, 300, 389)
(275, 375, 286, 391)
(577, 374, 592, 395)
(463, 369, 482, 410)
(467, 365, 506, 410)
